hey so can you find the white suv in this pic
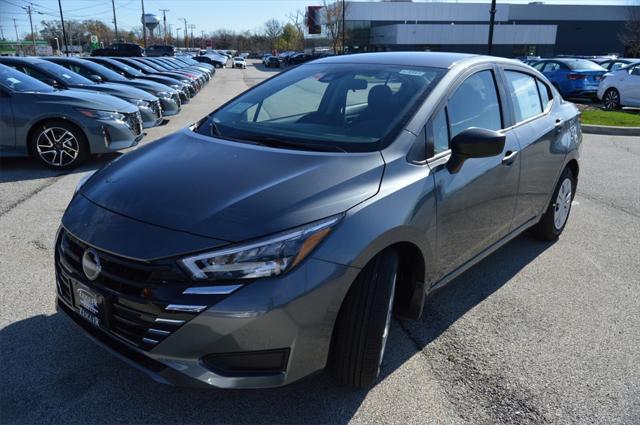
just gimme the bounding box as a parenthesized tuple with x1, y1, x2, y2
(597, 60, 640, 109)
(232, 57, 246, 69)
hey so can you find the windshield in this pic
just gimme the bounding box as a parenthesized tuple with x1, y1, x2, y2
(196, 63, 446, 152)
(34, 61, 94, 85)
(81, 61, 128, 81)
(0, 64, 54, 93)
(115, 59, 146, 76)
(565, 60, 606, 71)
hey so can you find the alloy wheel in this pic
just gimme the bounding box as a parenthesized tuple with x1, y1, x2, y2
(554, 177, 573, 230)
(36, 127, 79, 167)
(603, 89, 620, 110)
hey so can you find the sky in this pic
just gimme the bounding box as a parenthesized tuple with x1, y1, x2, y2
(1, 0, 638, 41)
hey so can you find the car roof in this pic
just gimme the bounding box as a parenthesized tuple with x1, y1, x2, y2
(311, 52, 477, 68)
(0, 56, 48, 65)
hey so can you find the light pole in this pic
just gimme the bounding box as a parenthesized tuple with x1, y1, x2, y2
(54, 37, 60, 55)
(176, 27, 181, 48)
(487, 0, 497, 55)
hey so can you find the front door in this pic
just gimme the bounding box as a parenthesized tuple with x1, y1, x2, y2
(0, 90, 15, 151)
(430, 69, 520, 278)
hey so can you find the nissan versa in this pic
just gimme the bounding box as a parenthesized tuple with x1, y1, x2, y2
(56, 52, 581, 389)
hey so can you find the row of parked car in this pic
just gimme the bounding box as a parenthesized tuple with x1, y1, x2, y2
(525, 57, 640, 109)
(0, 55, 216, 169)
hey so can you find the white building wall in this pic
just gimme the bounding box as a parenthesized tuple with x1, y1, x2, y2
(346, 2, 510, 22)
(371, 24, 558, 45)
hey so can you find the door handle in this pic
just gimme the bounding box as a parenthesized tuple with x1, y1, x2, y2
(555, 119, 564, 132)
(502, 150, 518, 165)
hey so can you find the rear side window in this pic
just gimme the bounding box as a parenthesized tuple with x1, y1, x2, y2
(448, 70, 502, 138)
(537, 80, 552, 110)
(505, 71, 542, 123)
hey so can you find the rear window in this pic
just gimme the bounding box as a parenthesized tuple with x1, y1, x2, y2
(564, 60, 605, 71)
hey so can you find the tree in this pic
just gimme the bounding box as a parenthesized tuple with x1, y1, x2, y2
(277, 23, 302, 51)
(287, 9, 306, 49)
(323, 0, 347, 54)
(264, 18, 283, 52)
(619, 7, 640, 58)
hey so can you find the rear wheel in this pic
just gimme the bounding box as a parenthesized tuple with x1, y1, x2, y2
(29, 121, 89, 169)
(328, 250, 399, 388)
(530, 167, 575, 241)
(603, 88, 621, 110)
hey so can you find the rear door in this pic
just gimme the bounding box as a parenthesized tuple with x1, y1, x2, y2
(620, 64, 640, 106)
(429, 67, 521, 278)
(500, 68, 566, 227)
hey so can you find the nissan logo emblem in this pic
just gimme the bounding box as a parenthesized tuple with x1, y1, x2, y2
(82, 248, 102, 281)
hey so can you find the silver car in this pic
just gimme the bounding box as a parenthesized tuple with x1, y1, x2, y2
(0, 64, 143, 169)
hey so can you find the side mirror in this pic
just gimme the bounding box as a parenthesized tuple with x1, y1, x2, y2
(89, 74, 103, 83)
(447, 127, 505, 173)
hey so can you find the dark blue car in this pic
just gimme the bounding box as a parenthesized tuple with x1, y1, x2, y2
(532, 58, 606, 99)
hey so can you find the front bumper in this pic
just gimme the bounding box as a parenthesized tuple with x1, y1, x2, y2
(159, 94, 181, 116)
(139, 100, 164, 128)
(84, 111, 144, 154)
(54, 227, 357, 389)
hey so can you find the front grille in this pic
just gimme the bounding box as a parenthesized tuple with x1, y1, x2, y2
(55, 229, 230, 351)
(124, 111, 142, 136)
(150, 99, 162, 118)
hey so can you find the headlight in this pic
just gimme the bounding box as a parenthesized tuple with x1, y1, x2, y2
(179, 214, 343, 281)
(76, 108, 124, 121)
(156, 91, 172, 99)
(74, 170, 96, 194)
(126, 98, 150, 108)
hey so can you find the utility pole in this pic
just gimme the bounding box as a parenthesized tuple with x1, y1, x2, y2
(159, 9, 169, 44)
(189, 24, 195, 49)
(200, 30, 204, 48)
(341, 0, 345, 54)
(140, 0, 147, 48)
(12, 18, 21, 55)
(487, 0, 497, 55)
(0, 25, 5, 41)
(176, 27, 181, 48)
(58, 0, 69, 56)
(111, 0, 119, 41)
(25, 5, 36, 49)
(181, 18, 187, 50)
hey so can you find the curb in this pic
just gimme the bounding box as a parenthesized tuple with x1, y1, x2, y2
(581, 124, 640, 136)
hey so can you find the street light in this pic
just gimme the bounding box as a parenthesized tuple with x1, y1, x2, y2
(54, 37, 60, 55)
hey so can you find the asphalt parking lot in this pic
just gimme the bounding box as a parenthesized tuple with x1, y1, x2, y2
(1, 60, 639, 425)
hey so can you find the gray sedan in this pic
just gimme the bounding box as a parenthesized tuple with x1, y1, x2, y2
(0, 64, 143, 169)
(0, 57, 162, 128)
(45, 57, 182, 116)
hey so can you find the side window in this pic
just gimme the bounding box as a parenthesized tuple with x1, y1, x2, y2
(430, 108, 449, 155)
(536, 79, 552, 110)
(20, 66, 52, 83)
(448, 70, 502, 138)
(67, 64, 90, 78)
(543, 62, 559, 72)
(631, 65, 640, 76)
(532, 62, 545, 71)
(610, 62, 625, 71)
(504, 71, 542, 123)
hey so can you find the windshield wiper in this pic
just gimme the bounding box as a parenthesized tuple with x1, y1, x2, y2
(242, 135, 347, 153)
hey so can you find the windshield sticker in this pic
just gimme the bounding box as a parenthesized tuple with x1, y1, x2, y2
(399, 69, 425, 76)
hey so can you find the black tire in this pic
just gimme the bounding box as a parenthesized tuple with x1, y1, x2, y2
(603, 88, 621, 110)
(328, 250, 399, 388)
(214, 63, 222, 69)
(29, 121, 89, 169)
(530, 167, 575, 241)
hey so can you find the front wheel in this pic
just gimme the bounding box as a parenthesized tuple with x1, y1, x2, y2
(328, 250, 399, 388)
(29, 121, 89, 169)
(530, 167, 575, 241)
(603, 88, 621, 110)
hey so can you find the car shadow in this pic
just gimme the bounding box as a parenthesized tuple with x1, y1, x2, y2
(0, 153, 121, 184)
(0, 234, 553, 424)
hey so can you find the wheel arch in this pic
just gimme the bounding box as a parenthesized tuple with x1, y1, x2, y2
(26, 116, 89, 157)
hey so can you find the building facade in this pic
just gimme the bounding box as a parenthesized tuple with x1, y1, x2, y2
(340, 1, 638, 57)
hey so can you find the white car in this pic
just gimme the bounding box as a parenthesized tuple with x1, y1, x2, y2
(232, 57, 246, 69)
(597, 60, 640, 109)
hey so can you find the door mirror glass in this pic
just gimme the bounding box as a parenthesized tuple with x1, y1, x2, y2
(447, 127, 505, 173)
(89, 74, 103, 83)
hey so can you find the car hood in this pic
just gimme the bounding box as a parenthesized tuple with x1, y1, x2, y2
(69, 82, 158, 101)
(80, 128, 385, 242)
(114, 78, 173, 94)
(33, 89, 138, 113)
